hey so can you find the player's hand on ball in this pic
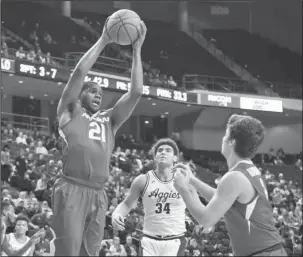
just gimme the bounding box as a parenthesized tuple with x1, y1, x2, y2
(133, 21, 147, 50)
(101, 17, 114, 44)
(112, 212, 125, 231)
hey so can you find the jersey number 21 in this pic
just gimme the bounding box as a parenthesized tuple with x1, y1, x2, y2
(88, 121, 106, 142)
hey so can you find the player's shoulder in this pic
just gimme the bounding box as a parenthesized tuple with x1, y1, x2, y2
(132, 173, 148, 190)
(220, 171, 250, 190)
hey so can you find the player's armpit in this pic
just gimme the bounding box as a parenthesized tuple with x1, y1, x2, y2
(111, 50, 143, 134)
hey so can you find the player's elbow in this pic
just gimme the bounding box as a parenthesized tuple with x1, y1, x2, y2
(129, 89, 143, 98)
(199, 221, 213, 232)
(196, 216, 213, 231)
(124, 198, 136, 210)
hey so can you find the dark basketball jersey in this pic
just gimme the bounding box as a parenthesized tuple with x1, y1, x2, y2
(224, 160, 282, 256)
(59, 107, 115, 188)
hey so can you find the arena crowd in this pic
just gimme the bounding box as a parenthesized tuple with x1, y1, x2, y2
(1, 124, 302, 256)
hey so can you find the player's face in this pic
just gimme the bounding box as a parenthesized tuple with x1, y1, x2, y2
(155, 144, 176, 167)
(81, 85, 103, 113)
(221, 127, 234, 159)
(15, 220, 28, 235)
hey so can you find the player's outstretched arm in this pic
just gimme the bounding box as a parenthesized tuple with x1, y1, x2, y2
(173, 163, 216, 202)
(57, 20, 112, 120)
(175, 169, 244, 230)
(2, 228, 44, 256)
(111, 21, 147, 134)
(112, 174, 146, 230)
(190, 177, 216, 202)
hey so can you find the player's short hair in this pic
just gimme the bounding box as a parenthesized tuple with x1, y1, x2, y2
(152, 138, 179, 157)
(227, 114, 265, 159)
(80, 82, 102, 96)
(15, 214, 30, 225)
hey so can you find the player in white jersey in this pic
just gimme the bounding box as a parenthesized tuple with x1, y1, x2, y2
(112, 138, 186, 256)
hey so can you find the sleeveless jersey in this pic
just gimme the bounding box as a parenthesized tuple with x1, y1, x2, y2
(5, 233, 31, 256)
(59, 108, 115, 188)
(224, 160, 282, 256)
(142, 170, 186, 237)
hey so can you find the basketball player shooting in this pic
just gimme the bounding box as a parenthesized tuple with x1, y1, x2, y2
(112, 138, 186, 256)
(173, 114, 287, 256)
(52, 20, 147, 256)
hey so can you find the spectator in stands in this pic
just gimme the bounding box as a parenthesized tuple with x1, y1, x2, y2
(187, 238, 202, 256)
(36, 49, 46, 63)
(43, 32, 55, 45)
(2, 40, 9, 57)
(16, 132, 27, 145)
(15, 46, 27, 59)
(35, 140, 48, 155)
(161, 74, 169, 88)
(152, 74, 162, 87)
(124, 235, 137, 256)
(34, 174, 47, 201)
(109, 236, 127, 256)
(26, 50, 36, 62)
(2, 200, 16, 234)
(168, 76, 177, 88)
(15, 149, 27, 179)
(295, 158, 302, 171)
(30, 208, 49, 230)
(26, 198, 40, 221)
(45, 52, 52, 65)
(5, 214, 35, 256)
(1, 145, 12, 185)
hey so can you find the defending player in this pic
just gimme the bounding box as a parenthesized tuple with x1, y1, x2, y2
(173, 114, 287, 256)
(112, 138, 186, 256)
(52, 20, 147, 256)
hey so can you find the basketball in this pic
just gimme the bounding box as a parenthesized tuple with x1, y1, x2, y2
(106, 9, 142, 45)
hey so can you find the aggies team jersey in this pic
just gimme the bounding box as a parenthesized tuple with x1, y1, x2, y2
(142, 170, 186, 237)
(224, 160, 282, 256)
(59, 108, 115, 188)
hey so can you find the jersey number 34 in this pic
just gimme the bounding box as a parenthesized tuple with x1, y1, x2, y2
(88, 121, 106, 142)
(155, 203, 171, 214)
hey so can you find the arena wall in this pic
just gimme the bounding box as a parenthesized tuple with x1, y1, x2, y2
(181, 123, 302, 154)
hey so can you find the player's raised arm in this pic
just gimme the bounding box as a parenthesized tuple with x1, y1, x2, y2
(57, 20, 112, 120)
(112, 174, 146, 230)
(111, 22, 147, 134)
